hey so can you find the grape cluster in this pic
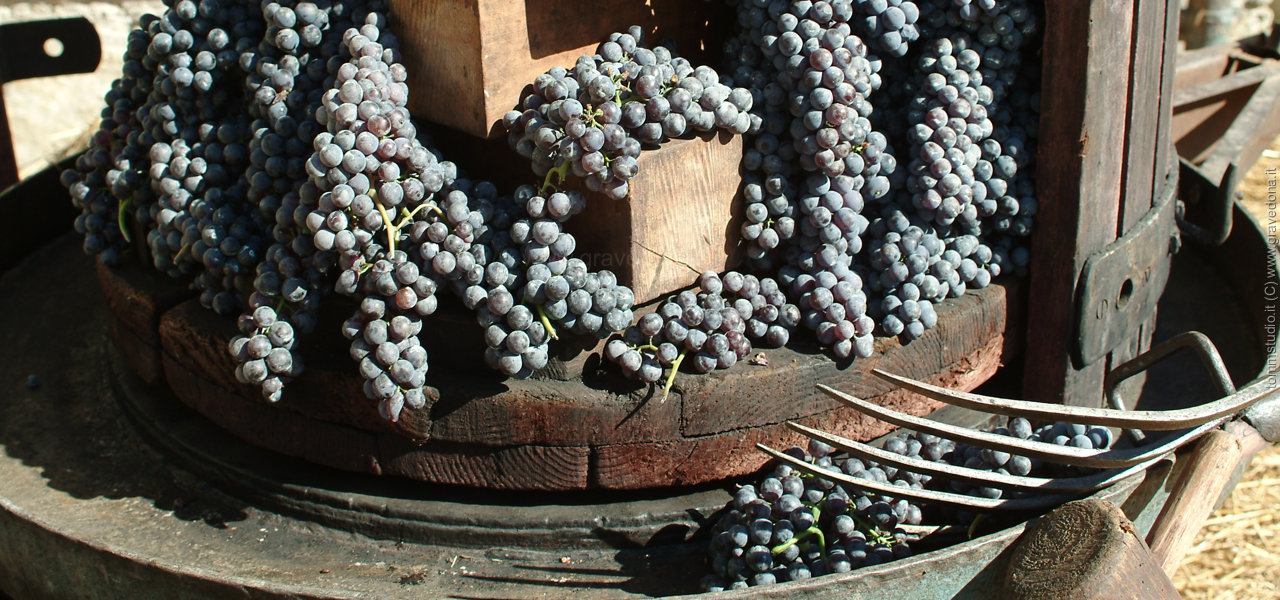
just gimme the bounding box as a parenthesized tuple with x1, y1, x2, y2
(228, 0, 388, 401)
(342, 295, 428, 421)
(503, 27, 755, 200)
(230, 302, 303, 401)
(67, 0, 1047, 422)
(702, 438, 917, 591)
(851, 0, 921, 58)
(134, 0, 268, 316)
(702, 417, 1115, 591)
(605, 271, 799, 387)
(64, 22, 157, 267)
(508, 187, 634, 340)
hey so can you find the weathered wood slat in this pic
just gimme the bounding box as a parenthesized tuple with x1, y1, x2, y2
(378, 437, 592, 491)
(1024, 0, 1136, 406)
(1112, 0, 1173, 412)
(1003, 499, 1182, 600)
(107, 315, 164, 385)
(105, 221, 1010, 490)
(567, 131, 746, 304)
(162, 356, 385, 475)
(96, 260, 194, 346)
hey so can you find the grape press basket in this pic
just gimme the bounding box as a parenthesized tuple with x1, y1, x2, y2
(1, 2, 1280, 600)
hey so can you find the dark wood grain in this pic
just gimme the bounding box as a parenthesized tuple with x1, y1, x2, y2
(1024, 0, 1135, 406)
(1003, 499, 1182, 600)
(107, 315, 164, 385)
(114, 245, 1010, 490)
(378, 437, 591, 491)
(96, 260, 195, 346)
(567, 131, 745, 305)
(163, 356, 385, 475)
(1111, 0, 1169, 405)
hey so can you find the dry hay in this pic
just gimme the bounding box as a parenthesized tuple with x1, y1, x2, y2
(1174, 134, 1280, 600)
(1174, 445, 1280, 600)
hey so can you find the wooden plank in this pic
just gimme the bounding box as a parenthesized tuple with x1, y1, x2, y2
(106, 315, 164, 385)
(0, 83, 17, 190)
(568, 131, 745, 304)
(1121, 0, 1165, 234)
(1146, 429, 1242, 575)
(96, 259, 195, 345)
(1024, 0, 1135, 406)
(680, 283, 1006, 436)
(1172, 85, 1257, 164)
(159, 298, 435, 440)
(1156, 0, 1180, 188)
(1173, 61, 1280, 106)
(162, 356, 385, 475)
(377, 437, 591, 491)
(1110, 0, 1169, 400)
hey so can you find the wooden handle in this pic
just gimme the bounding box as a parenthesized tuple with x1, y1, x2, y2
(1003, 498, 1182, 600)
(1145, 428, 1243, 576)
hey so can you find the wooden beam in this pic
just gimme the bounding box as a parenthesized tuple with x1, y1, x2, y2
(1024, 0, 1136, 406)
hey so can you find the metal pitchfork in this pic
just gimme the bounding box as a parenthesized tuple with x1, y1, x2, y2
(758, 331, 1277, 511)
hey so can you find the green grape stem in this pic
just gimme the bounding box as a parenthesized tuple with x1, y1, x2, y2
(117, 198, 132, 243)
(541, 161, 571, 195)
(771, 506, 825, 556)
(660, 349, 686, 403)
(174, 240, 193, 262)
(536, 304, 560, 341)
(397, 201, 441, 228)
(374, 199, 398, 256)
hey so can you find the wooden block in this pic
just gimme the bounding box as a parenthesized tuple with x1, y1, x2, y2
(106, 315, 164, 385)
(678, 282, 1007, 436)
(159, 298, 435, 440)
(427, 375, 686, 447)
(162, 356, 384, 475)
(377, 438, 590, 491)
(1145, 428, 1245, 577)
(1003, 499, 1182, 600)
(96, 259, 195, 346)
(1024, 0, 1136, 406)
(591, 401, 902, 490)
(158, 298, 245, 395)
(568, 130, 746, 304)
(390, 0, 725, 138)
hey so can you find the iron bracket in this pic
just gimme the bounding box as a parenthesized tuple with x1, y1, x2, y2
(0, 17, 101, 191)
(1075, 174, 1180, 367)
(0, 18, 101, 83)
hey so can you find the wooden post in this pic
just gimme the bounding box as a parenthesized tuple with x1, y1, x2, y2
(1024, 0, 1179, 407)
(1003, 498, 1183, 600)
(0, 81, 19, 190)
(1146, 421, 1269, 577)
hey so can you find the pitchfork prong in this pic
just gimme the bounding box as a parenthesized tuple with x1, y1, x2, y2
(869, 368, 1250, 431)
(785, 421, 1168, 494)
(815, 384, 1226, 468)
(756, 443, 1078, 511)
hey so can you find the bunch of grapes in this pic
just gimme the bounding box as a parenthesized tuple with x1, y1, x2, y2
(604, 271, 799, 390)
(701, 417, 1115, 591)
(702, 437, 919, 591)
(64, 0, 1047, 423)
(503, 27, 755, 200)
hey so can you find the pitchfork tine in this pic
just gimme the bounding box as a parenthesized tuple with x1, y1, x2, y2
(814, 384, 1227, 468)
(786, 421, 1168, 493)
(869, 368, 1250, 431)
(756, 443, 1080, 510)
